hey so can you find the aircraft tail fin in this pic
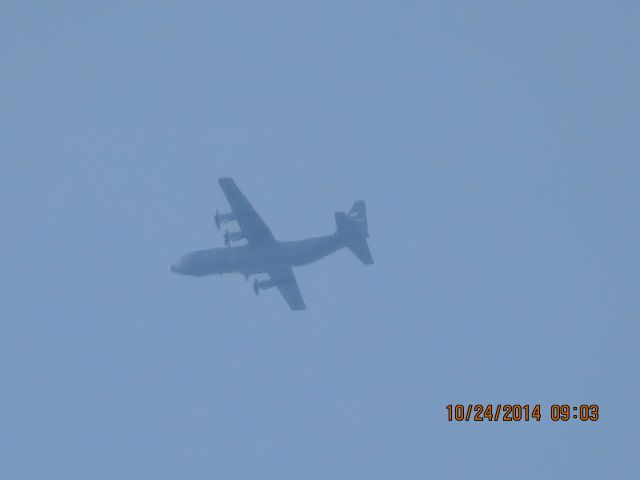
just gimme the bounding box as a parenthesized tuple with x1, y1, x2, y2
(335, 201, 374, 265)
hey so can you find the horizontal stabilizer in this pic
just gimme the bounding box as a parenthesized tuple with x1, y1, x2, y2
(347, 239, 374, 265)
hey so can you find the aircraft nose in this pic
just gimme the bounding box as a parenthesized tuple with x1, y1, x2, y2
(170, 255, 193, 275)
(170, 261, 183, 274)
(170, 256, 190, 275)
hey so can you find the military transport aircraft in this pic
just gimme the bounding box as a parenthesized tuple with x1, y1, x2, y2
(170, 177, 374, 310)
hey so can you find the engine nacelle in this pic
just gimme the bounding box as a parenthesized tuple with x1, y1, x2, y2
(224, 230, 245, 246)
(214, 210, 234, 229)
(253, 278, 276, 295)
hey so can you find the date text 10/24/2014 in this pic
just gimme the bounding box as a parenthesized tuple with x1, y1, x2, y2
(446, 404, 599, 422)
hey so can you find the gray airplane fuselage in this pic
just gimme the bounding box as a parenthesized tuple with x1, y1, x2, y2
(170, 233, 346, 277)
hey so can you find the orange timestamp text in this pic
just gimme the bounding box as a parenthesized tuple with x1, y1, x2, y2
(446, 404, 599, 422)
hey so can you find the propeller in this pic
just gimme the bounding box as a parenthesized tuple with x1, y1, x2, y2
(214, 210, 221, 230)
(244, 273, 250, 282)
(253, 278, 260, 296)
(224, 230, 231, 246)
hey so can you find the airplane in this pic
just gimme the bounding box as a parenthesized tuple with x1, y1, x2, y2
(170, 177, 374, 310)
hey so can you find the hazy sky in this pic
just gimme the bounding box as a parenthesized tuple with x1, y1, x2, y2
(1, 2, 639, 479)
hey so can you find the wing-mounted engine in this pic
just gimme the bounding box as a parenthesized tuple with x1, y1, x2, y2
(214, 210, 235, 229)
(251, 270, 305, 310)
(253, 277, 276, 296)
(223, 229, 246, 246)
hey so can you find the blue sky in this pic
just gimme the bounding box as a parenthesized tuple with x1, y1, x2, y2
(1, 2, 639, 478)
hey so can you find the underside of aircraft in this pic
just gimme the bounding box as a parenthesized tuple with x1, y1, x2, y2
(171, 177, 373, 310)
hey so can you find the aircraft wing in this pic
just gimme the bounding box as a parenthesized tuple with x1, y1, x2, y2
(268, 267, 306, 311)
(218, 177, 276, 244)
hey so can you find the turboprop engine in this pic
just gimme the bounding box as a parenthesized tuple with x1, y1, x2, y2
(253, 278, 276, 296)
(223, 229, 246, 246)
(214, 210, 234, 229)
